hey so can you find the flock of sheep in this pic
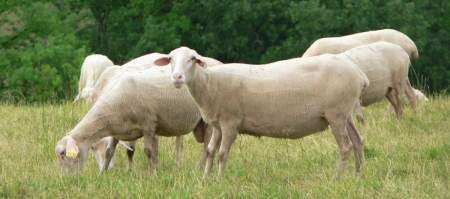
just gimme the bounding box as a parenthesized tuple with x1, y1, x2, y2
(55, 29, 428, 177)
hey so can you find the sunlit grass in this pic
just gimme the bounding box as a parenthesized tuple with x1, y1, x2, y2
(0, 96, 449, 198)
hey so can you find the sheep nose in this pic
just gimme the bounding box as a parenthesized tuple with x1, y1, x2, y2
(173, 73, 183, 80)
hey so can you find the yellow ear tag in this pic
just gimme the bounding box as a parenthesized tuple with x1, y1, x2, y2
(66, 147, 78, 158)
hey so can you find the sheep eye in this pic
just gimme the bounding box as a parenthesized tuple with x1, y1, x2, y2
(191, 57, 196, 61)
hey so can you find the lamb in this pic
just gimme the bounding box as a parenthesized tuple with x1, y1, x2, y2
(302, 29, 419, 59)
(154, 46, 369, 177)
(89, 54, 222, 172)
(56, 66, 216, 175)
(333, 42, 411, 124)
(73, 54, 114, 104)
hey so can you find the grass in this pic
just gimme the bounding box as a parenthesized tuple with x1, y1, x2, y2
(0, 96, 449, 198)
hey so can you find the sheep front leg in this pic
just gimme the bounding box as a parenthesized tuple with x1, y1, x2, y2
(203, 127, 221, 178)
(175, 136, 183, 168)
(198, 124, 215, 171)
(102, 137, 119, 172)
(354, 102, 365, 125)
(386, 88, 403, 122)
(126, 140, 136, 172)
(404, 79, 417, 111)
(217, 125, 238, 176)
(143, 134, 158, 176)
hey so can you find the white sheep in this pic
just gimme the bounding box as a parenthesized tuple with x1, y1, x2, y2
(56, 66, 216, 175)
(154, 47, 369, 177)
(302, 29, 419, 59)
(334, 42, 411, 124)
(302, 29, 422, 120)
(89, 53, 222, 172)
(73, 54, 114, 104)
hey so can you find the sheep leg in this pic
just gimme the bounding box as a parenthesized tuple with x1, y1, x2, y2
(326, 114, 353, 177)
(152, 136, 159, 166)
(203, 127, 222, 178)
(126, 140, 136, 172)
(198, 124, 214, 171)
(143, 133, 158, 176)
(217, 125, 238, 176)
(385, 88, 401, 119)
(346, 116, 364, 176)
(404, 79, 417, 111)
(175, 136, 183, 168)
(102, 137, 119, 172)
(354, 102, 366, 125)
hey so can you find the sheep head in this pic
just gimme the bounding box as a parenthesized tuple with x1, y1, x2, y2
(154, 47, 205, 88)
(55, 135, 88, 174)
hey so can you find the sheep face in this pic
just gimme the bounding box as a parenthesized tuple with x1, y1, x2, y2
(55, 136, 88, 174)
(154, 47, 205, 88)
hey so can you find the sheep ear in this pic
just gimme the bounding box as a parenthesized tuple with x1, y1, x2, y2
(118, 140, 133, 151)
(65, 136, 79, 158)
(194, 56, 206, 68)
(154, 56, 171, 66)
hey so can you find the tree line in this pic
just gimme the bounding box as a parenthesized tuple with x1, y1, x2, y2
(1, 0, 449, 102)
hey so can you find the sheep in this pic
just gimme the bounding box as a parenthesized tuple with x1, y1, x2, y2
(154, 46, 369, 177)
(91, 53, 166, 103)
(302, 30, 421, 122)
(73, 54, 114, 104)
(302, 29, 419, 59)
(56, 66, 217, 175)
(332, 42, 411, 124)
(89, 54, 222, 172)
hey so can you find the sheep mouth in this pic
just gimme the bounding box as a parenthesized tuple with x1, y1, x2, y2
(173, 82, 184, 88)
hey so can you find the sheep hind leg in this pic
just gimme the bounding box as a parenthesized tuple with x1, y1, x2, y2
(346, 116, 364, 177)
(326, 115, 353, 178)
(203, 127, 222, 178)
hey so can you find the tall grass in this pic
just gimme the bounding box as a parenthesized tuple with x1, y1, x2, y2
(0, 96, 449, 198)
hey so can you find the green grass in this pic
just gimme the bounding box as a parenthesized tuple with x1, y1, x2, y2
(0, 97, 449, 198)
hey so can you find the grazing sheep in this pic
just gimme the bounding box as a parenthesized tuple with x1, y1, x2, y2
(335, 42, 411, 124)
(73, 54, 114, 104)
(56, 66, 215, 175)
(302, 29, 419, 59)
(89, 54, 222, 172)
(154, 47, 369, 177)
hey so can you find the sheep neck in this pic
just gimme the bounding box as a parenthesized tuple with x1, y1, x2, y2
(185, 66, 215, 119)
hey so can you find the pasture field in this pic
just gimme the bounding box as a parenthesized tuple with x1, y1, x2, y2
(0, 96, 449, 198)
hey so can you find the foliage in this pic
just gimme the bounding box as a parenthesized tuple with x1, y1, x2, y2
(0, 1, 88, 102)
(1, 0, 449, 102)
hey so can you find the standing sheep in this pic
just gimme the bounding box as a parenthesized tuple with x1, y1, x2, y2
(55, 66, 213, 175)
(154, 47, 369, 177)
(335, 42, 411, 124)
(73, 54, 114, 104)
(89, 54, 222, 172)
